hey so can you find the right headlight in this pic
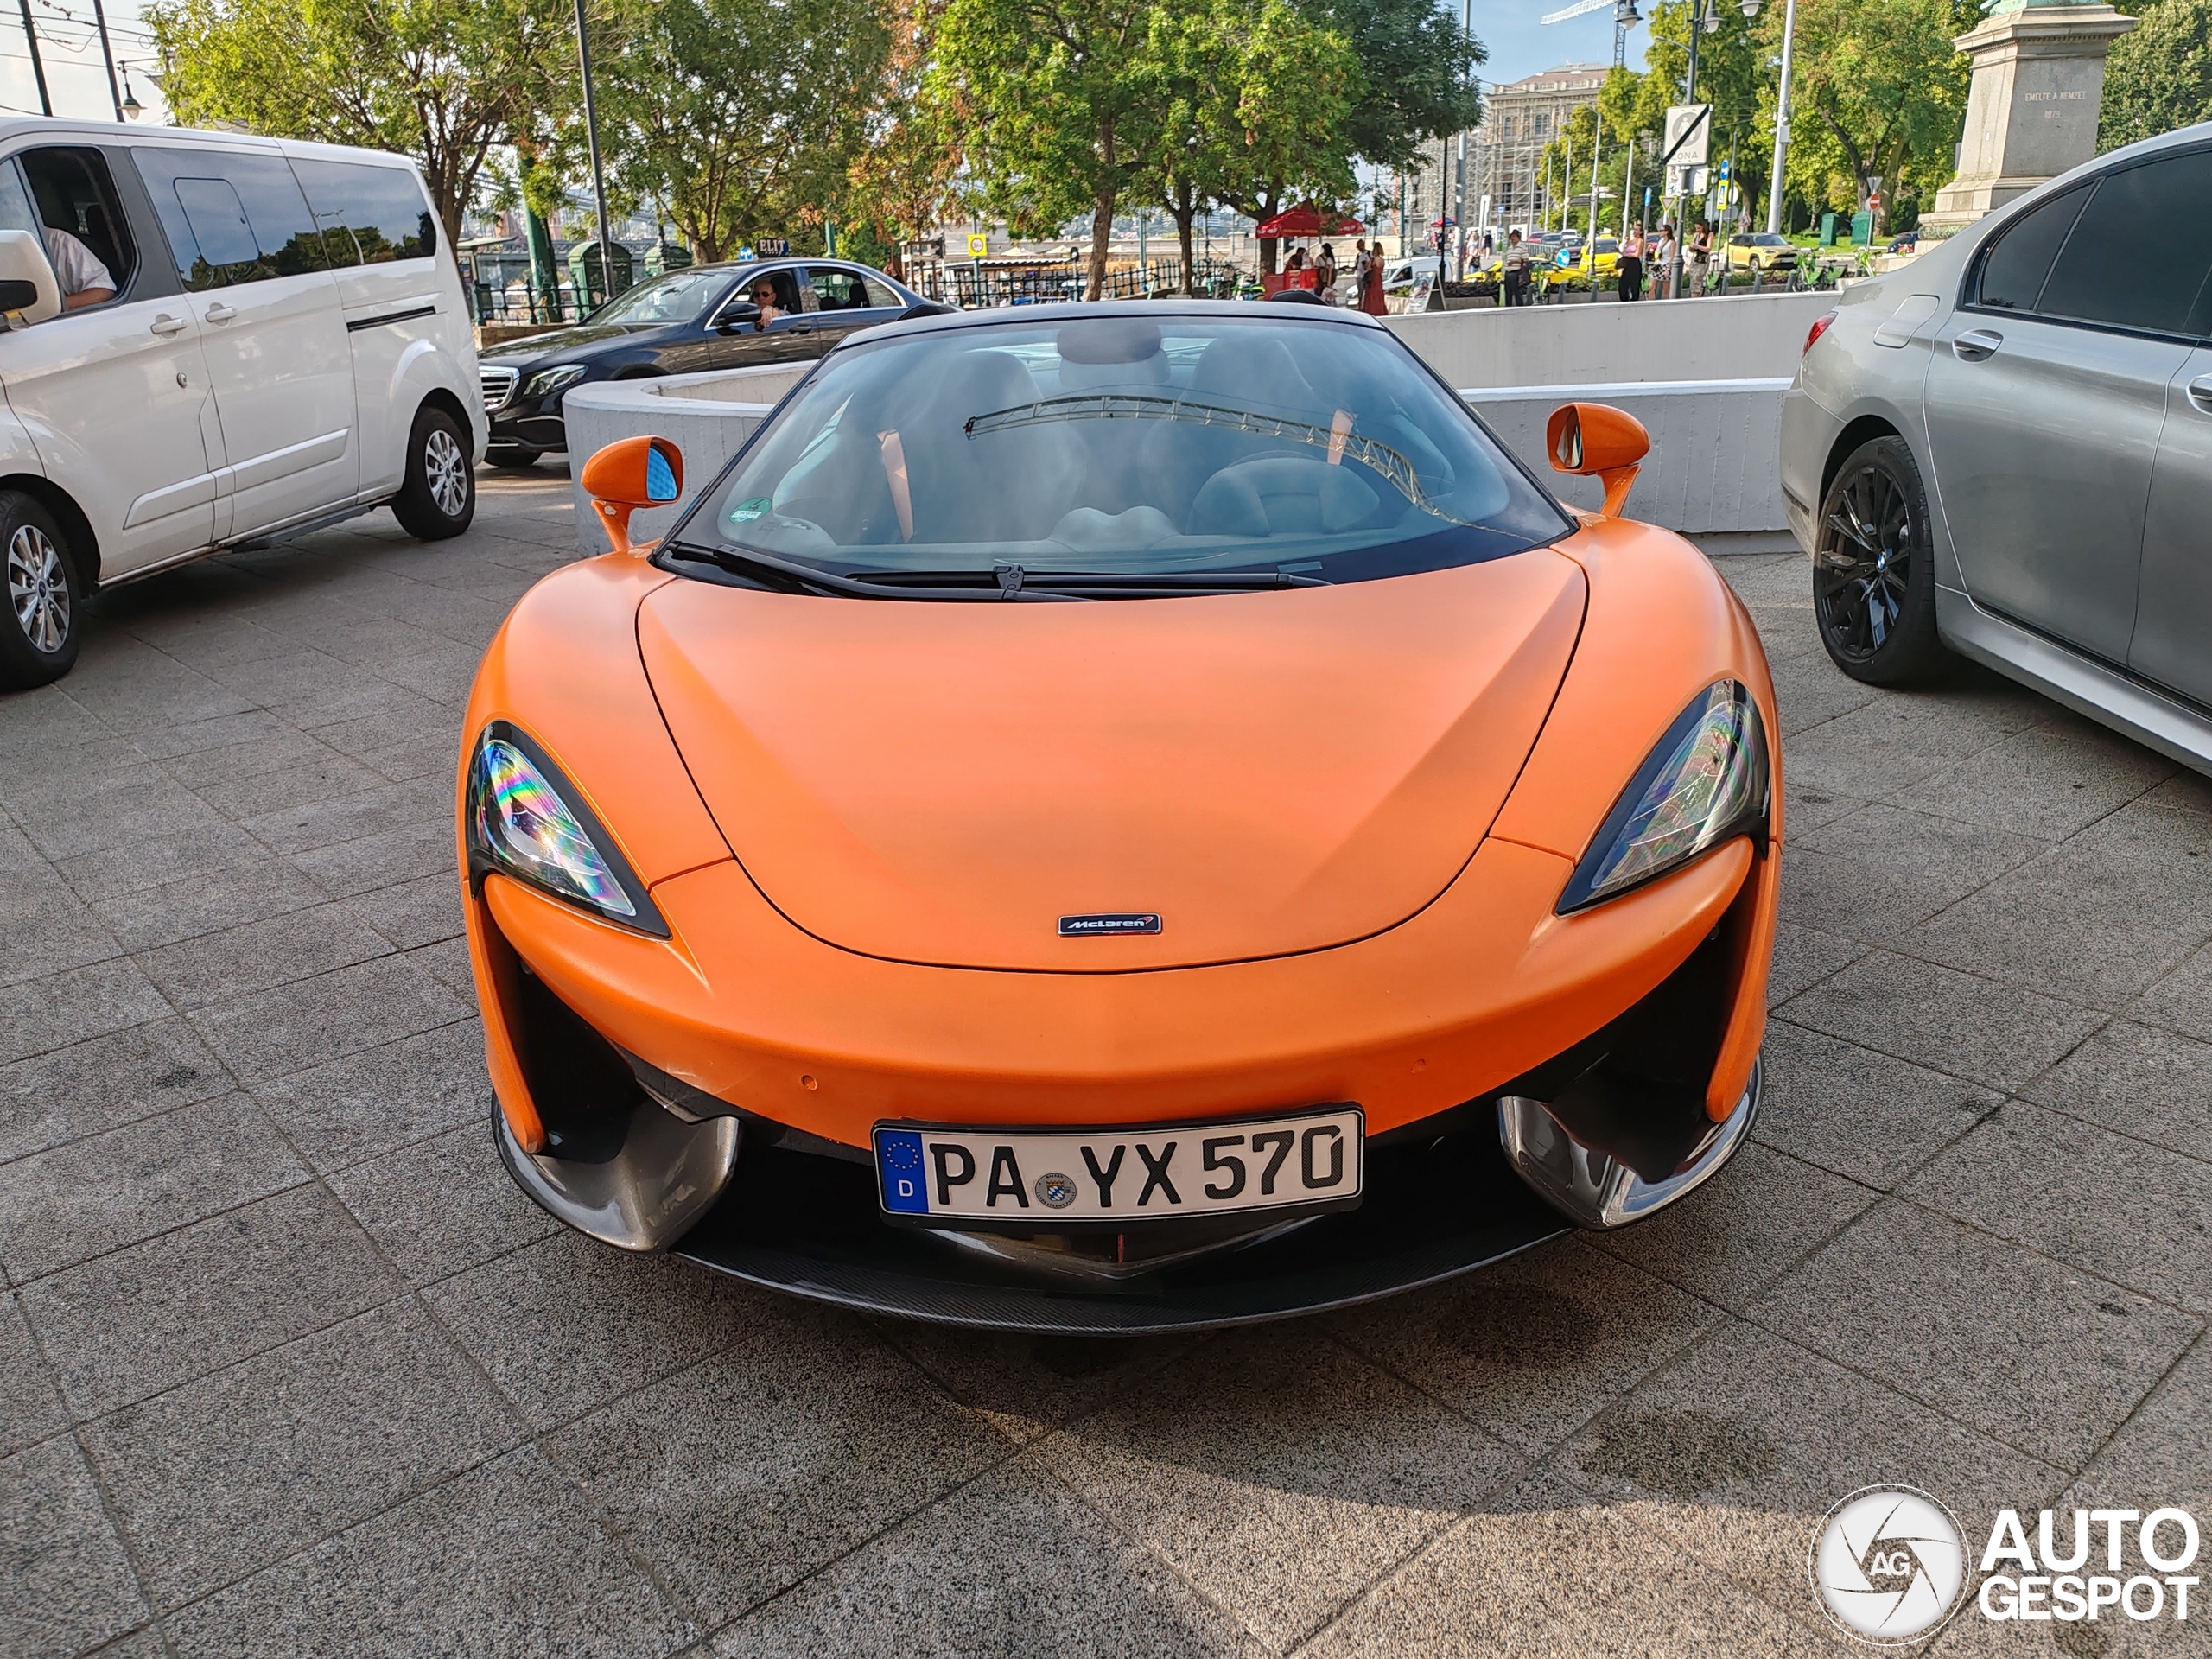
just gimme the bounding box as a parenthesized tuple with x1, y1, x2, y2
(520, 363, 589, 401)
(465, 721, 666, 937)
(1557, 681, 1770, 913)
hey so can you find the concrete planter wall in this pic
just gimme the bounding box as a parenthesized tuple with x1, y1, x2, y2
(563, 364, 808, 556)
(561, 293, 1827, 554)
(1383, 289, 1833, 390)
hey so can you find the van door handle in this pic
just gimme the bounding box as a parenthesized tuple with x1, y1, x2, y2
(2188, 374, 2212, 414)
(1953, 328, 2003, 362)
(204, 302, 238, 324)
(149, 313, 188, 336)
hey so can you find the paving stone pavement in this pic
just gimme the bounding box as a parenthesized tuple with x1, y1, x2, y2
(3, 470, 2207, 1657)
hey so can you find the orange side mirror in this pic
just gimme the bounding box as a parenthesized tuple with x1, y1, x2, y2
(581, 435, 684, 556)
(1545, 402, 1649, 521)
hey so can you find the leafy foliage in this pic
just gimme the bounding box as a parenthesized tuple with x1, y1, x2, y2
(1770, 0, 1975, 230)
(147, 0, 578, 253)
(593, 0, 891, 264)
(2101, 0, 2212, 149)
(1296, 0, 1483, 169)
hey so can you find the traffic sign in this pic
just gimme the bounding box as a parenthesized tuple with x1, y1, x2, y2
(967, 233, 988, 257)
(1663, 105, 1712, 169)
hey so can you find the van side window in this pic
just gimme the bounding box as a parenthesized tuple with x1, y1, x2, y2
(289, 160, 438, 264)
(0, 162, 40, 238)
(16, 147, 137, 302)
(134, 147, 327, 290)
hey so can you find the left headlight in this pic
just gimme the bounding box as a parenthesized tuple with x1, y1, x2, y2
(1557, 681, 1769, 913)
(520, 363, 588, 401)
(465, 721, 666, 936)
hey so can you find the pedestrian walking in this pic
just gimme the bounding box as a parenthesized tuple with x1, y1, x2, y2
(1688, 221, 1713, 295)
(1618, 223, 1644, 303)
(1503, 229, 1531, 308)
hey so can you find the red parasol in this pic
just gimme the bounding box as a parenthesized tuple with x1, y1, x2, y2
(1253, 204, 1364, 238)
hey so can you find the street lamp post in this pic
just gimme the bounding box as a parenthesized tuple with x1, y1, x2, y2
(1766, 0, 1797, 234)
(572, 0, 616, 308)
(1452, 0, 1471, 282)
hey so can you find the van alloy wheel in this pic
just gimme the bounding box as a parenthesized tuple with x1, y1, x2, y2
(425, 428, 468, 518)
(8, 524, 68, 654)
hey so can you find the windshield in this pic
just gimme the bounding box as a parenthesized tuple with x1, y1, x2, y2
(671, 313, 1568, 592)
(588, 269, 730, 327)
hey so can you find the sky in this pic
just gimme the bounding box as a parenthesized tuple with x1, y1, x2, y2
(1478, 0, 1656, 90)
(0, 0, 166, 124)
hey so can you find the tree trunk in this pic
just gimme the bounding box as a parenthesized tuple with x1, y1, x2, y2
(1087, 187, 1114, 302)
(1171, 181, 1198, 295)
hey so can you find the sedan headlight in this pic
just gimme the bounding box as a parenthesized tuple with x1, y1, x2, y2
(520, 363, 588, 401)
(1558, 682, 1769, 913)
(466, 722, 665, 935)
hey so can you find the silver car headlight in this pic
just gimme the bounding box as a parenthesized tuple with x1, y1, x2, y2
(465, 721, 665, 936)
(520, 363, 588, 400)
(1558, 682, 1770, 913)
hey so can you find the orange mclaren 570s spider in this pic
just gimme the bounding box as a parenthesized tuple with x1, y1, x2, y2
(459, 302, 1779, 1332)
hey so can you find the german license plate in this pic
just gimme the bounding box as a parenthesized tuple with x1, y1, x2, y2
(873, 1107, 1363, 1223)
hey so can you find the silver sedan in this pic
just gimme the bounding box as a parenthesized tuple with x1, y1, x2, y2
(1779, 121, 2212, 771)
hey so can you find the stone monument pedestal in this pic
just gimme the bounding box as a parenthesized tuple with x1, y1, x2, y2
(1922, 1, 2137, 233)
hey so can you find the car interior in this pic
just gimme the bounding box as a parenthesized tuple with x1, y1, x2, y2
(808, 268, 875, 311)
(715, 319, 1528, 565)
(19, 147, 136, 300)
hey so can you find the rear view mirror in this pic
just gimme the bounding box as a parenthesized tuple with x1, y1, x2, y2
(1546, 402, 1650, 520)
(715, 302, 760, 334)
(0, 230, 61, 326)
(581, 435, 683, 556)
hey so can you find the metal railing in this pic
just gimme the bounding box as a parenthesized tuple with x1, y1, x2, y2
(908, 256, 1248, 308)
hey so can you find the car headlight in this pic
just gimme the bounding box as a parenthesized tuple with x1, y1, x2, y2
(520, 364, 588, 400)
(465, 721, 665, 936)
(1557, 681, 1770, 913)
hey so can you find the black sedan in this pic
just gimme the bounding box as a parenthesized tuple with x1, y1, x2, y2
(476, 257, 938, 467)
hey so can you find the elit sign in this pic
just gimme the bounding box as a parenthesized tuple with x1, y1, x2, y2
(1811, 1486, 2201, 1644)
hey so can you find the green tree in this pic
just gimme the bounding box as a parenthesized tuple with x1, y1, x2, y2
(1770, 0, 1974, 232)
(932, 0, 1166, 298)
(594, 0, 890, 264)
(146, 0, 577, 257)
(843, 0, 966, 260)
(1147, 0, 1356, 287)
(2101, 0, 2212, 149)
(1296, 0, 1483, 169)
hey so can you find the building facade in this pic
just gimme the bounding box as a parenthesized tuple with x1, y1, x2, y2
(1403, 64, 1607, 248)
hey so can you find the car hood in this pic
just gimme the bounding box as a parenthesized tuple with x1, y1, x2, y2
(480, 323, 646, 363)
(637, 552, 1586, 971)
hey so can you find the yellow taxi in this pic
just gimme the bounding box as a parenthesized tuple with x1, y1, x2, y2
(1724, 232, 1800, 273)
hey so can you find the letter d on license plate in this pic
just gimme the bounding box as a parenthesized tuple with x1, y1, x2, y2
(873, 1107, 1362, 1223)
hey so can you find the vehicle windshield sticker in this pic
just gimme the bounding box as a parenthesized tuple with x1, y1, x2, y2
(729, 497, 772, 523)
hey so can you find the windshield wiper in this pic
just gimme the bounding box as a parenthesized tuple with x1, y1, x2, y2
(663, 545, 1328, 601)
(855, 563, 1331, 598)
(662, 542, 1087, 601)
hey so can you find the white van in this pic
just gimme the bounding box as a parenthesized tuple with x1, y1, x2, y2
(0, 118, 486, 689)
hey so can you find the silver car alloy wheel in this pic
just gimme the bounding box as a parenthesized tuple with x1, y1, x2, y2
(424, 428, 468, 518)
(7, 524, 68, 654)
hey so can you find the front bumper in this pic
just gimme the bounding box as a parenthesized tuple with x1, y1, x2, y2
(472, 839, 1775, 1331)
(485, 392, 569, 454)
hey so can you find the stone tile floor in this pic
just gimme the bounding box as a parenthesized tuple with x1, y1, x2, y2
(2, 469, 2207, 1656)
